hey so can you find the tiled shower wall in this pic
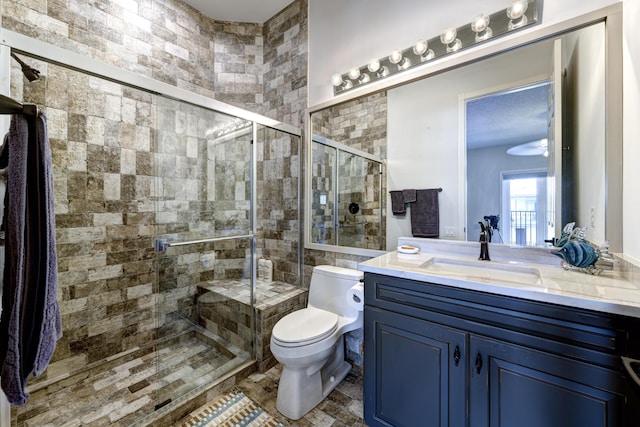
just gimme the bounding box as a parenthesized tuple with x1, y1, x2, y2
(3, 0, 306, 388)
(2, 0, 307, 279)
(11, 61, 159, 381)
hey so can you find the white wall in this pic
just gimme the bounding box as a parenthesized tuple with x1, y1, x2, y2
(623, 1, 640, 260)
(563, 24, 607, 244)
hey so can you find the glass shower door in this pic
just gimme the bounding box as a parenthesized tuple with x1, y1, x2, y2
(337, 151, 383, 249)
(152, 95, 255, 410)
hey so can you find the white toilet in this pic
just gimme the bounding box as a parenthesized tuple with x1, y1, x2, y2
(270, 265, 364, 420)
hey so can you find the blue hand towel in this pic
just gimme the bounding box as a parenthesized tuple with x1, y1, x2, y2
(0, 112, 61, 405)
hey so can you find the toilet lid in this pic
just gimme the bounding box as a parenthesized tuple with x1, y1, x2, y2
(272, 307, 338, 345)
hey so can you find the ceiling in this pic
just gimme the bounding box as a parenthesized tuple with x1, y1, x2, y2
(181, 0, 294, 24)
(466, 83, 549, 151)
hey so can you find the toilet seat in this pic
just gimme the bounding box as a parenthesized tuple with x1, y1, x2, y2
(272, 307, 338, 347)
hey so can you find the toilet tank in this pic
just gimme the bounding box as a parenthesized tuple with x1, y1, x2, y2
(308, 265, 364, 317)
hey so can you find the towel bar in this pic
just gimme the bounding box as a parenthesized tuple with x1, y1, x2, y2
(154, 234, 255, 252)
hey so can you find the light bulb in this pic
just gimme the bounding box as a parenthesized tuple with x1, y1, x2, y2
(471, 15, 489, 33)
(413, 40, 435, 61)
(331, 73, 352, 90)
(507, 0, 528, 19)
(331, 73, 344, 87)
(368, 59, 389, 78)
(440, 28, 457, 45)
(441, 28, 462, 52)
(367, 59, 380, 73)
(389, 50, 403, 64)
(389, 50, 411, 69)
(471, 14, 492, 41)
(507, 0, 529, 29)
(349, 67, 370, 84)
(413, 40, 428, 56)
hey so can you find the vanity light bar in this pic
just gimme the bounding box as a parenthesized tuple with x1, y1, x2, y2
(331, 0, 540, 95)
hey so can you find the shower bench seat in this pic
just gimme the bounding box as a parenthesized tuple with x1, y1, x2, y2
(197, 279, 307, 372)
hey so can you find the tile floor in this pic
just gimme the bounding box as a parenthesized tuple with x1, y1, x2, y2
(181, 363, 366, 426)
(13, 330, 249, 427)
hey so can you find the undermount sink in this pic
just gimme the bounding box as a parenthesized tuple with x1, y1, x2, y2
(420, 257, 543, 286)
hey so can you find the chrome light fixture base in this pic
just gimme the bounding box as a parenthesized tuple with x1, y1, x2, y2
(332, 0, 540, 95)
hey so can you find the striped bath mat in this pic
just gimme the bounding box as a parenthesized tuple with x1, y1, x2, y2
(181, 390, 285, 427)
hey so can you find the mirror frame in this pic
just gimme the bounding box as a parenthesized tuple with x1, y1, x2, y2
(305, 4, 623, 257)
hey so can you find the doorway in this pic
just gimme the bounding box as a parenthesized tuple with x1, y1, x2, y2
(500, 171, 549, 246)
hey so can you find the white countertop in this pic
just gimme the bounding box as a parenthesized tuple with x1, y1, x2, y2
(358, 238, 640, 319)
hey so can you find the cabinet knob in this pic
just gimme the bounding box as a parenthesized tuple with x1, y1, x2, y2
(453, 346, 461, 366)
(475, 353, 483, 374)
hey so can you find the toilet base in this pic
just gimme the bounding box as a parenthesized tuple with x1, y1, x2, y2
(276, 338, 352, 420)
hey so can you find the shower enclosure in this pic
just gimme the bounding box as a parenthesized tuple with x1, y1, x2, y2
(3, 32, 301, 426)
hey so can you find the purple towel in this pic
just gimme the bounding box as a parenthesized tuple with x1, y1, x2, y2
(0, 112, 61, 405)
(402, 189, 416, 203)
(390, 191, 406, 215)
(410, 189, 440, 238)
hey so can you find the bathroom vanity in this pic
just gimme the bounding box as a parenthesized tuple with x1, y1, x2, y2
(359, 240, 640, 427)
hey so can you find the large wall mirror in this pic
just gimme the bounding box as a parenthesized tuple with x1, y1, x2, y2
(305, 7, 622, 255)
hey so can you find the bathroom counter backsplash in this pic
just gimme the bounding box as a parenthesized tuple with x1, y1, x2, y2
(358, 237, 640, 319)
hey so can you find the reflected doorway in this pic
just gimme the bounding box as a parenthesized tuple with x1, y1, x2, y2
(464, 81, 551, 244)
(500, 172, 549, 246)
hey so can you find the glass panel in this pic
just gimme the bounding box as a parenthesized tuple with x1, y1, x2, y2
(310, 141, 336, 245)
(255, 125, 301, 284)
(153, 96, 254, 411)
(337, 151, 383, 249)
(154, 96, 252, 242)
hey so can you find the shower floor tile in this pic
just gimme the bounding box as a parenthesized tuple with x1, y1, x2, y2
(14, 332, 236, 427)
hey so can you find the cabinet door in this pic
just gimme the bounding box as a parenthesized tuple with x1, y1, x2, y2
(364, 307, 467, 427)
(469, 335, 628, 427)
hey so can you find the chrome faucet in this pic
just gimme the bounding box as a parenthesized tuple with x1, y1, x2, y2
(478, 221, 491, 261)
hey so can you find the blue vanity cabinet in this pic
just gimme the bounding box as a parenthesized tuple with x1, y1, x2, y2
(363, 272, 640, 427)
(468, 335, 627, 427)
(365, 307, 467, 427)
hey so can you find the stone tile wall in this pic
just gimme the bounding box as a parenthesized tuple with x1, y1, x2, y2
(3, 0, 308, 391)
(263, 1, 308, 128)
(10, 60, 159, 381)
